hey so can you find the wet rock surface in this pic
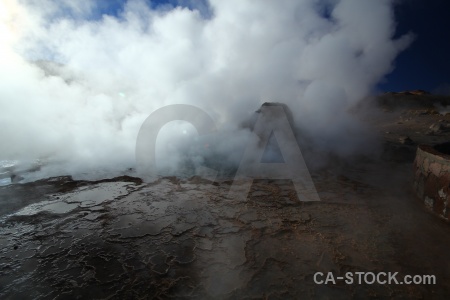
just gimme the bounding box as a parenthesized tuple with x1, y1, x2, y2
(2, 96, 450, 299)
(1, 164, 450, 299)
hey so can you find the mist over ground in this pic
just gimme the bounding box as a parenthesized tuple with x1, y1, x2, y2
(0, 0, 413, 179)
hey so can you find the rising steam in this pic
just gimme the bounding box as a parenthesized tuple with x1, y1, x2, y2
(0, 0, 412, 179)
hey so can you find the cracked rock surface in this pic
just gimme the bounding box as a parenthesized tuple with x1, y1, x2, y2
(1, 161, 450, 299)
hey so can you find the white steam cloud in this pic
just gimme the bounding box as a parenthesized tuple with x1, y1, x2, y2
(0, 0, 412, 178)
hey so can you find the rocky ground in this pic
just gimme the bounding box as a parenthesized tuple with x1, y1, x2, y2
(1, 93, 450, 299)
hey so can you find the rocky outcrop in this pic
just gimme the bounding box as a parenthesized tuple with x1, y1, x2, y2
(413, 143, 450, 221)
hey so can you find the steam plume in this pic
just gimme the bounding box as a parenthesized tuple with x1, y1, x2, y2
(0, 0, 413, 178)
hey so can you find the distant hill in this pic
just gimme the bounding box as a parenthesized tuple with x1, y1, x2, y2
(377, 90, 450, 110)
(383, 90, 430, 96)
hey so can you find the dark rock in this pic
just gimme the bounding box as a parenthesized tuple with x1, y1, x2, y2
(428, 121, 450, 134)
(399, 136, 414, 145)
(300, 212, 311, 223)
(10, 174, 24, 183)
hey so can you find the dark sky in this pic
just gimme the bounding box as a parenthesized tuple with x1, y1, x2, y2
(378, 0, 450, 93)
(100, 0, 450, 94)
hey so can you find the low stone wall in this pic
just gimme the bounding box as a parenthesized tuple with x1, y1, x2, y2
(413, 144, 450, 221)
